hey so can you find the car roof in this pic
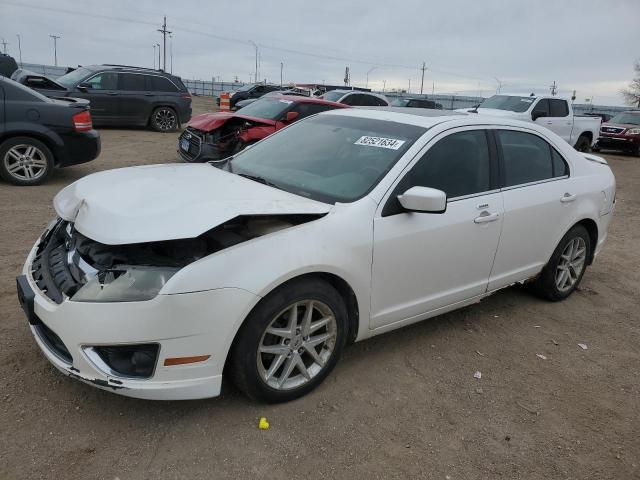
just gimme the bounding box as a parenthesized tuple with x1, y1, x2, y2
(82, 64, 175, 76)
(268, 95, 347, 107)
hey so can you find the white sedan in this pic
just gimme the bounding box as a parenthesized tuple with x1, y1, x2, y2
(17, 108, 615, 402)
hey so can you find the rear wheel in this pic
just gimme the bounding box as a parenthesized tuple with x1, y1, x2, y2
(0, 137, 54, 186)
(574, 135, 591, 153)
(531, 225, 591, 301)
(229, 278, 347, 403)
(150, 106, 178, 132)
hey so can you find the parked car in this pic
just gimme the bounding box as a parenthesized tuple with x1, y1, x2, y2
(462, 94, 601, 152)
(391, 97, 443, 109)
(233, 89, 311, 110)
(11, 68, 69, 94)
(320, 89, 389, 106)
(17, 108, 615, 402)
(594, 110, 640, 156)
(0, 76, 100, 186)
(15, 65, 191, 132)
(227, 83, 281, 109)
(582, 112, 612, 123)
(178, 95, 347, 162)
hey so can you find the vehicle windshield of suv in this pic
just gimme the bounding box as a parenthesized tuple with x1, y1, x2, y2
(55, 67, 93, 88)
(480, 95, 536, 112)
(321, 90, 345, 102)
(391, 99, 410, 107)
(609, 112, 640, 125)
(228, 114, 426, 203)
(235, 97, 294, 119)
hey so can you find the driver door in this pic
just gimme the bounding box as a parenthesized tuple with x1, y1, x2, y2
(370, 128, 503, 329)
(75, 71, 120, 123)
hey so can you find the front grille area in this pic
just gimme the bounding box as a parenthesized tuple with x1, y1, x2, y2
(179, 127, 203, 161)
(31, 220, 80, 304)
(34, 319, 73, 363)
(600, 126, 625, 134)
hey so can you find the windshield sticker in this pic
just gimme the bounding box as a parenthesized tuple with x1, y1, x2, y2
(354, 136, 405, 150)
(278, 99, 293, 104)
(520, 99, 534, 103)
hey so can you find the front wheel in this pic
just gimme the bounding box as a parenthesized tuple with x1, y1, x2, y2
(0, 137, 54, 186)
(229, 278, 348, 403)
(574, 135, 592, 153)
(531, 225, 591, 301)
(150, 106, 178, 132)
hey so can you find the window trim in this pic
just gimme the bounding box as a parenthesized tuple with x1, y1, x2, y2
(81, 71, 180, 92)
(491, 128, 571, 191)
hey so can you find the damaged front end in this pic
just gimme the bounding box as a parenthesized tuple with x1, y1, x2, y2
(32, 214, 321, 304)
(178, 117, 274, 163)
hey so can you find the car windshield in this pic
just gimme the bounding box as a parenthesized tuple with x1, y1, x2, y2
(236, 84, 254, 92)
(235, 97, 293, 120)
(321, 91, 345, 102)
(228, 114, 426, 204)
(55, 67, 92, 88)
(391, 99, 410, 107)
(480, 95, 536, 112)
(609, 112, 640, 125)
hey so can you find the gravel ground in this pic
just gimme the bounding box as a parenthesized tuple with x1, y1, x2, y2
(0, 98, 638, 479)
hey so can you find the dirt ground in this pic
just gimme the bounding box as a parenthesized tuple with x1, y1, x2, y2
(0, 97, 638, 479)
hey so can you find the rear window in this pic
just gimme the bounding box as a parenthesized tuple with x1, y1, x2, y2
(119, 73, 146, 91)
(146, 75, 179, 92)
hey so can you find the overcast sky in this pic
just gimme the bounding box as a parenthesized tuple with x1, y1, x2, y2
(1, 0, 638, 105)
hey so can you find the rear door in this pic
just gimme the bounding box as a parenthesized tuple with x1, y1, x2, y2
(117, 73, 150, 125)
(547, 99, 573, 144)
(75, 71, 119, 122)
(488, 128, 575, 290)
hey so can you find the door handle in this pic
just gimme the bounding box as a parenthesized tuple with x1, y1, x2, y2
(546, 121, 553, 125)
(560, 193, 576, 203)
(107, 91, 118, 96)
(474, 211, 500, 224)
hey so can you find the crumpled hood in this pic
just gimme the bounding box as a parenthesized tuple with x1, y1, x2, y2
(54, 164, 331, 245)
(187, 112, 277, 132)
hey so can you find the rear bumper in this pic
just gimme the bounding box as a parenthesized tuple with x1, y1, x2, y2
(55, 129, 101, 167)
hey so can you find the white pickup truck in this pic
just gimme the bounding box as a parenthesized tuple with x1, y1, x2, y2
(460, 94, 601, 152)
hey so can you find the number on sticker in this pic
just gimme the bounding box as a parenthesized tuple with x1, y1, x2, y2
(354, 136, 405, 150)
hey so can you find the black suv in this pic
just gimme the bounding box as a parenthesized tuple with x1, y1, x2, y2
(229, 83, 281, 109)
(23, 65, 192, 132)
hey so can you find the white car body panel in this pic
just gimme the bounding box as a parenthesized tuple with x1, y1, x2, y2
(20, 108, 615, 400)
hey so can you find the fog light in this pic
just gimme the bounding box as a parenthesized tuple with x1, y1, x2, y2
(91, 344, 159, 378)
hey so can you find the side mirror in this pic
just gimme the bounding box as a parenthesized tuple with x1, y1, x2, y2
(77, 82, 91, 92)
(397, 186, 446, 213)
(532, 110, 546, 121)
(284, 111, 299, 122)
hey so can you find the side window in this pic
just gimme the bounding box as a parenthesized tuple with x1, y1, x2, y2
(358, 95, 380, 106)
(293, 103, 335, 119)
(341, 94, 359, 106)
(374, 96, 388, 106)
(498, 130, 554, 186)
(549, 99, 569, 117)
(402, 130, 492, 199)
(86, 72, 118, 90)
(551, 148, 569, 177)
(532, 99, 550, 118)
(147, 76, 178, 92)
(119, 73, 146, 91)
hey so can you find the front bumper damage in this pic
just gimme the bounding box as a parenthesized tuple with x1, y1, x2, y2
(17, 222, 260, 400)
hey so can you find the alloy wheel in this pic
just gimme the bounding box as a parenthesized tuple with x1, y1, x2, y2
(555, 237, 587, 292)
(257, 300, 337, 390)
(154, 108, 177, 130)
(3, 144, 48, 181)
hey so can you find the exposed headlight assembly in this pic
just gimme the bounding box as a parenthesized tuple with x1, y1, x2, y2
(625, 128, 640, 135)
(72, 266, 178, 303)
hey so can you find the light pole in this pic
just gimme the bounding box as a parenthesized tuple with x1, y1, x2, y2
(420, 61, 427, 95)
(248, 40, 258, 83)
(49, 34, 60, 66)
(16, 34, 22, 66)
(382, 79, 386, 93)
(408, 78, 411, 93)
(0, 38, 8, 54)
(155, 43, 161, 71)
(280, 61, 283, 88)
(153, 44, 156, 69)
(169, 34, 173, 74)
(366, 67, 377, 89)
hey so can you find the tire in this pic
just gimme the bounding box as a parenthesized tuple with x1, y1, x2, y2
(574, 135, 592, 153)
(531, 225, 591, 301)
(591, 145, 601, 153)
(150, 106, 178, 132)
(229, 278, 348, 403)
(0, 137, 54, 186)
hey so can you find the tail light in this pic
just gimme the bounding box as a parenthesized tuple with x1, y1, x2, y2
(180, 93, 192, 101)
(72, 110, 93, 132)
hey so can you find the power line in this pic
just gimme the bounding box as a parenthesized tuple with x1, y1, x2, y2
(420, 61, 427, 94)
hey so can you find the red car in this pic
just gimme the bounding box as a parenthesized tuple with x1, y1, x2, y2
(594, 110, 640, 156)
(178, 96, 347, 162)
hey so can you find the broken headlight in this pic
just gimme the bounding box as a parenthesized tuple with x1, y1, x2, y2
(71, 267, 178, 303)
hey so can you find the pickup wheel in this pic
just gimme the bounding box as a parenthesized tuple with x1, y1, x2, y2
(0, 137, 54, 186)
(531, 225, 591, 302)
(574, 135, 592, 153)
(150, 106, 178, 132)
